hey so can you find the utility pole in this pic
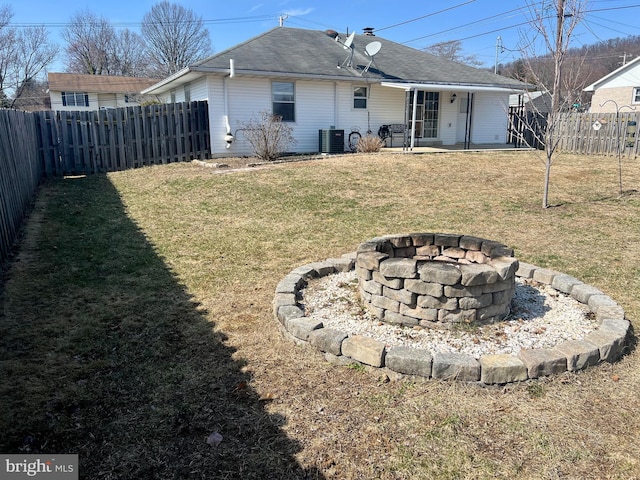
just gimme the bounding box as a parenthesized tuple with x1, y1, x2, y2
(552, 0, 565, 116)
(619, 53, 633, 66)
(279, 14, 288, 27)
(542, 0, 567, 209)
(495, 36, 502, 74)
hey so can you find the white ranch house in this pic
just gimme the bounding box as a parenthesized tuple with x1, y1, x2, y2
(142, 27, 528, 156)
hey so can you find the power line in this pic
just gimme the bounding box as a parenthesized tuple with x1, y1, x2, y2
(409, 3, 640, 49)
(376, 0, 477, 33)
(402, 2, 545, 44)
(9, 14, 280, 29)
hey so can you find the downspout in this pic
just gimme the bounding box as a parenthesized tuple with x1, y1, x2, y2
(410, 87, 419, 150)
(334, 81, 338, 128)
(223, 59, 235, 148)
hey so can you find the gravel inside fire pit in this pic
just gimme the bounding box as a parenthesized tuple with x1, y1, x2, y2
(301, 271, 596, 357)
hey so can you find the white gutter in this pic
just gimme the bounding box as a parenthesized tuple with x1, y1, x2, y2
(141, 66, 192, 94)
(381, 82, 525, 94)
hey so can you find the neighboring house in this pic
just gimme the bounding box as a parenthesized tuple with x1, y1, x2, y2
(142, 27, 528, 156)
(48, 73, 161, 111)
(584, 56, 640, 113)
(509, 91, 551, 114)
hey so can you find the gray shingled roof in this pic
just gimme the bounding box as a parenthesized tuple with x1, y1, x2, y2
(190, 27, 526, 89)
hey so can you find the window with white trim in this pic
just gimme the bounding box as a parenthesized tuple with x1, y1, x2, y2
(61, 92, 89, 107)
(633, 87, 640, 104)
(272, 81, 295, 122)
(354, 86, 367, 109)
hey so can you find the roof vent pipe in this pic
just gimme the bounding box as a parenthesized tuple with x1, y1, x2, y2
(363, 27, 375, 36)
(229, 58, 235, 78)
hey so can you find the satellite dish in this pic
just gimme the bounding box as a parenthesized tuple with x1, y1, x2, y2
(343, 32, 355, 49)
(361, 41, 382, 75)
(339, 32, 356, 68)
(365, 41, 382, 57)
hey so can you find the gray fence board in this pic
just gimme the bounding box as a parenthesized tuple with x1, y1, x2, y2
(34, 101, 210, 176)
(0, 110, 43, 265)
(510, 110, 640, 158)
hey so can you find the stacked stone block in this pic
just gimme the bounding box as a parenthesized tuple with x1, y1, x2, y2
(356, 233, 519, 328)
(273, 248, 632, 385)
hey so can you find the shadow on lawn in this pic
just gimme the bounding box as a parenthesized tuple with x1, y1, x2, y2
(0, 175, 323, 479)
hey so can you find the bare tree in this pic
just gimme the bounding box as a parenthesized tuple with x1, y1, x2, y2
(0, 6, 58, 108)
(111, 29, 151, 77)
(12, 77, 50, 110)
(63, 10, 116, 75)
(519, 0, 587, 208)
(9, 26, 58, 108)
(424, 40, 483, 68)
(141, 1, 212, 77)
(0, 6, 17, 106)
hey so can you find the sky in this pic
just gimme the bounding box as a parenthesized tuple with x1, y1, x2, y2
(5, 0, 640, 74)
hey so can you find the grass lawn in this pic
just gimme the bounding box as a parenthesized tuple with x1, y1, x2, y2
(1, 150, 639, 479)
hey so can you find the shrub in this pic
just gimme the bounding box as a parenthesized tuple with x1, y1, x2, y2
(355, 134, 384, 153)
(238, 111, 296, 161)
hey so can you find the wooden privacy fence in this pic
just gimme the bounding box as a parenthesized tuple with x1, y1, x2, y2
(555, 111, 640, 158)
(36, 101, 210, 176)
(508, 110, 640, 157)
(1, 101, 210, 265)
(507, 107, 546, 150)
(0, 109, 44, 265)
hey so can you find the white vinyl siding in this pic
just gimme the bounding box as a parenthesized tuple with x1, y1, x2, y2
(190, 77, 208, 101)
(97, 93, 117, 108)
(293, 80, 336, 152)
(469, 93, 509, 144)
(597, 64, 640, 89)
(203, 74, 511, 155)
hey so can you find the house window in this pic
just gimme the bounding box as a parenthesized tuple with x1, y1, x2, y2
(272, 81, 295, 122)
(170, 89, 176, 103)
(184, 83, 191, 103)
(354, 86, 367, 109)
(633, 87, 640, 104)
(124, 94, 130, 103)
(61, 92, 89, 107)
(459, 93, 469, 113)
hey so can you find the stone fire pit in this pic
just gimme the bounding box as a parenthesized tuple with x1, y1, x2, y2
(356, 234, 519, 328)
(272, 233, 632, 384)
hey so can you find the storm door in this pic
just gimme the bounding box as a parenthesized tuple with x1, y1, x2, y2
(409, 91, 439, 140)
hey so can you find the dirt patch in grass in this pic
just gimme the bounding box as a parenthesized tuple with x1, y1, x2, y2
(1, 150, 639, 479)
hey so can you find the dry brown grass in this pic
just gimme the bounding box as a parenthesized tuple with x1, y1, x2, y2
(1, 150, 639, 479)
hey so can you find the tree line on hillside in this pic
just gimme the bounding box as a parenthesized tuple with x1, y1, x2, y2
(0, 1, 211, 110)
(425, 34, 640, 112)
(497, 35, 640, 110)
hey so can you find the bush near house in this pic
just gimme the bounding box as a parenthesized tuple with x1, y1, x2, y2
(238, 111, 296, 161)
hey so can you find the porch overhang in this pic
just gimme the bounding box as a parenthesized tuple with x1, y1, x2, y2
(380, 82, 526, 150)
(380, 82, 525, 94)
